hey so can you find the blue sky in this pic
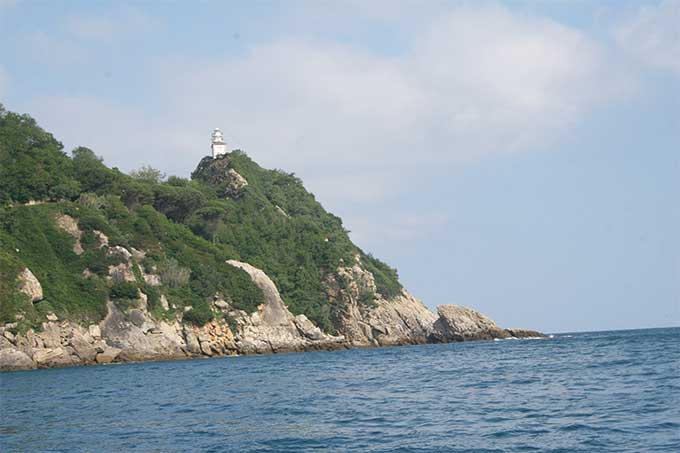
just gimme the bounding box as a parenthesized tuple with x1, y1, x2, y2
(1, 0, 678, 332)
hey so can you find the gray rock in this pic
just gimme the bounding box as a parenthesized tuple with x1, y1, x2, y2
(107, 245, 132, 261)
(160, 295, 170, 311)
(96, 346, 122, 364)
(214, 299, 229, 310)
(226, 260, 346, 353)
(505, 328, 547, 338)
(33, 347, 65, 366)
(0, 349, 35, 371)
(329, 258, 437, 346)
(294, 315, 324, 340)
(88, 325, 101, 339)
(46, 313, 58, 322)
(183, 328, 201, 354)
(18, 268, 43, 303)
(433, 304, 510, 342)
(128, 309, 147, 328)
(69, 332, 97, 362)
(3, 330, 15, 342)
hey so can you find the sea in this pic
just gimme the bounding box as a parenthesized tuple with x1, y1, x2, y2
(1, 327, 678, 452)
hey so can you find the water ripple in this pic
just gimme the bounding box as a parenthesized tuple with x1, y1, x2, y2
(1, 328, 679, 452)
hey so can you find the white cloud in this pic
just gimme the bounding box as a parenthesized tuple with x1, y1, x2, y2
(22, 4, 633, 212)
(615, 0, 680, 75)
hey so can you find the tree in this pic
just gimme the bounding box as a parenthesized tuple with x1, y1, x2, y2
(130, 165, 166, 183)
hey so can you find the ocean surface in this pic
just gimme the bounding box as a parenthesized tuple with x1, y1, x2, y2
(1, 328, 678, 452)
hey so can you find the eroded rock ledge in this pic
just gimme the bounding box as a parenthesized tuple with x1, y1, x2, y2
(1, 261, 544, 372)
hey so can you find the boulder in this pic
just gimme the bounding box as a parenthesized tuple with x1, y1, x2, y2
(183, 327, 201, 354)
(159, 294, 169, 311)
(433, 305, 510, 342)
(0, 349, 35, 371)
(214, 299, 229, 310)
(96, 347, 122, 364)
(505, 328, 547, 338)
(39, 322, 62, 348)
(143, 273, 162, 287)
(3, 330, 15, 342)
(294, 315, 324, 341)
(18, 268, 43, 303)
(108, 262, 136, 282)
(107, 245, 132, 261)
(88, 324, 101, 339)
(55, 214, 83, 254)
(93, 230, 109, 248)
(33, 347, 65, 366)
(226, 260, 346, 353)
(69, 332, 97, 362)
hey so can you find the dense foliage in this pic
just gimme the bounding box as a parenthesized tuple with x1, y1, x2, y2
(0, 104, 402, 332)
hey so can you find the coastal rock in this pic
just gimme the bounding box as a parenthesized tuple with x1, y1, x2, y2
(18, 268, 43, 303)
(68, 331, 98, 362)
(505, 328, 547, 339)
(96, 346, 122, 364)
(328, 258, 437, 346)
(101, 301, 184, 361)
(433, 304, 510, 342)
(32, 347, 65, 366)
(183, 326, 201, 354)
(226, 260, 345, 353)
(294, 314, 324, 341)
(0, 349, 35, 371)
(39, 322, 62, 348)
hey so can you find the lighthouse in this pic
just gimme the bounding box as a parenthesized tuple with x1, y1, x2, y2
(211, 128, 227, 159)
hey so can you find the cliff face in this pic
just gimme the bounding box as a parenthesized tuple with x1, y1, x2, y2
(324, 257, 437, 346)
(0, 106, 544, 372)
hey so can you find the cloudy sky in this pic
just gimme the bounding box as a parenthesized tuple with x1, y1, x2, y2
(2, 0, 678, 332)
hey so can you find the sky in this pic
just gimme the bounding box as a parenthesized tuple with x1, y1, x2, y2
(1, 0, 678, 333)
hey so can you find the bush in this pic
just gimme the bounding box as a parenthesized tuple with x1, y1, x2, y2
(109, 281, 138, 299)
(182, 299, 213, 326)
(159, 258, 191, 287)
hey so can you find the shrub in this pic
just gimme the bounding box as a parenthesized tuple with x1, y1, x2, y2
(109, 281, 138, 299)
(159, 258, 191, 287)
(182, 299, 213, 326)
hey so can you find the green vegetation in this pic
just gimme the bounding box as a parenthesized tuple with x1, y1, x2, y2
(0, 104, 403, 332)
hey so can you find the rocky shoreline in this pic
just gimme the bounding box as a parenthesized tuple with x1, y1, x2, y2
(0, 288, 545, 372)
(1, 218, 544, 372)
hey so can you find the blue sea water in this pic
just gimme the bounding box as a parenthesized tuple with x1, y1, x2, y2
(1, 328, 678, 452)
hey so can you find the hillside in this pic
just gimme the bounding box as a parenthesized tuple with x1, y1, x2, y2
(0, 105, 543, 371)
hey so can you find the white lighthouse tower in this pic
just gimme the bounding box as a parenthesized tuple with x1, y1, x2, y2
(211, 128, 227, 159)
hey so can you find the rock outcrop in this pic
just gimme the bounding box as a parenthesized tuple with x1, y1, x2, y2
(0, 259, 348, 371)
(0, 251, 543, 373)
(18, 268, 43, 303)
(226, 260, 345, 353)
(327, 257, 438, 347)
(432, 304, 546, 342)
(191, 155, 248, 198)
(55, 213, 84, 255)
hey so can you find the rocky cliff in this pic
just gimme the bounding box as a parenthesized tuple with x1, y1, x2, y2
(0, 106, 544, 372)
